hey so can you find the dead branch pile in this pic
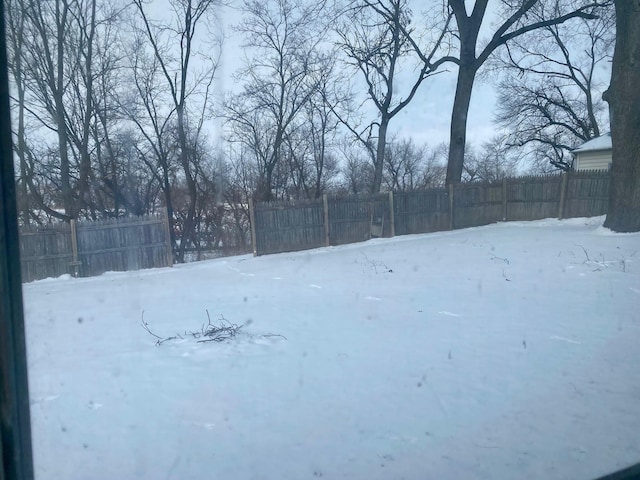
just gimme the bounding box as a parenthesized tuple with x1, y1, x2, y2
(141, 310, 243, 346)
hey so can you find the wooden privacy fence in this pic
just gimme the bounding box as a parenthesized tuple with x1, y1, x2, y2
(19, 211, 173, 282)
(250, 170, 610, 256)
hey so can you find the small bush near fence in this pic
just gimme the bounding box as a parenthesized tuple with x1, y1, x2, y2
(20, 212, 172, 282)
(250, 170, 610, 256)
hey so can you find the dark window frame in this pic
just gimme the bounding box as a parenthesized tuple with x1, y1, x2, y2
(0, 2, 35, 478)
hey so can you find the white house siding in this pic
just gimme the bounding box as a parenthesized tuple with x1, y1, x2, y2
(575, 150, 612, 171)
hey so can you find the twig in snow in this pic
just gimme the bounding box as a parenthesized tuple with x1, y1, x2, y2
(422, 375, 448, 418)
(576, 244, 590, 261)
(490, 253, 510, 264)
(360, 252, 393, 274)
(195, 313, 243, 343)
(141, 311, 161, 340)
(570, 383, 583, 396)
(141, 311, 182, 345)
(261, 333, 288, 340)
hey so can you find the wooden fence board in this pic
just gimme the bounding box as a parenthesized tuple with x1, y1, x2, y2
(327, 195, 390, 246)
(19, 224, 73, 282)
(564, 170, 610, 218)
(394, 189, 449, 235)
(506, 175, 563, 221)
(254, 201, 325, 255)
(453, 182, 503, 228)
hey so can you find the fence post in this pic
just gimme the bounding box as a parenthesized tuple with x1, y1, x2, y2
(448, 183, 455, 230)
(249, 198, 258, 256)
(69, 220, 82, 276)
(323, 194, 330, 246)
(558, 172, 569, 219)
(162, 207, 174, 267)
(388, 191, 395, 237)
(502, 177, 508, 221)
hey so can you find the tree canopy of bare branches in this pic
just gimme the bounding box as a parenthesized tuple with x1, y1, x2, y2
(129, 0, 221, 261)
(437, 0, 609, 184)
(494, 2, 614, 172)
(225, 0, 329, 202)
(334, 0, 453, 194)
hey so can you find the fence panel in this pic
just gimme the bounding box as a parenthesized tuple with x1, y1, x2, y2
(19, 223, 73, 282)
(19, 213, 172, 282)
(328, 194, 390, 246)
(507, 174, 563, 221)
(76, 214, 171, 276)
(254, 200, 325, 255)
(453, 182, 503, 229)
(394, 189, 449, 235)
(247, 172, 613, 257)
(564, 170, 610, 218)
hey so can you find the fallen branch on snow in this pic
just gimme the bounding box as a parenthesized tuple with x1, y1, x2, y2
(141, 310, 283, 346)
(193, 311, 243, 343)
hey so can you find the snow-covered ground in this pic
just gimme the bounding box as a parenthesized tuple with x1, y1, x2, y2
(23, 217, 640, 480)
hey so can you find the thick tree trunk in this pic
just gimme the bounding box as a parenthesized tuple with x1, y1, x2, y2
(446, 63, 477, 185)
(371, 116, 390, 194)
(603, 0, 640, 232)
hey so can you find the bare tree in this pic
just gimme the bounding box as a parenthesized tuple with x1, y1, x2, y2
(463, 136, 521, 182)
(225, 0, 328, 202)
(222, 143, 258, 248)
(130, 0, 220, 261)
(384, 138, 431, 191)
(7, 0, 130, 221)
(16, 0, 90, 219)
(282, 60, 340, 200)
(335, 0, 452, 194)
(93, 128, 162, 217)
(603, 0, 640, 232)
(121, 31, 180, 252)
(438, 0, 607, 184)
(5, 0, 30, 224)
(494, 2, 614, 171)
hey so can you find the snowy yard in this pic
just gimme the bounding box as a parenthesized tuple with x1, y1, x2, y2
(23, 217, 640, 480)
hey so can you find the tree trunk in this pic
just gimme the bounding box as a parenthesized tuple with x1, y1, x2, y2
(371, 116, 390, 194)
(175, 106, 197, 263)
(15, 68, 29, 225)
(255, 167, 275, 203)
(161, 165, 177, 263)
(603, 0, 640, 232)
(75, 0, 96, 217)
(56, 100, 73, 218)
(446, 63, 477, 185)
(56, 0, 73, 219)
